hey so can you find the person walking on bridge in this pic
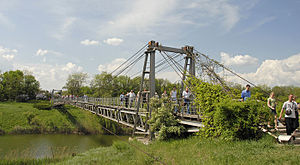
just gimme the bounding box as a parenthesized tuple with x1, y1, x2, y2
(161, 90, 168, 98)
(129, 90, 136, 108)
(120, 92, 125, 106)
(279, 94, 298, 135)
(125, 92, 129, 108)
(241, 84, 251, 101)
(170, 87, 178, 113)
(267, 92, 277, 129)
(182, 87, 191, 114)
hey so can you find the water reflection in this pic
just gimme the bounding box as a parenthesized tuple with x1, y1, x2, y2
(0, 134, 128, 159)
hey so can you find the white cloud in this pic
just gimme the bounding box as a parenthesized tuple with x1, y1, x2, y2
(13, 62, 84, 90)
(2, 54, 14, 61)
(36, 49, 48, 56)
(103, 38, 123, 46)
(225, 53, 300, 87)
(35, 49, 63, 62)
(62, 62, 83, 72)
(0, 45, 17, 61)
(98, 0, 177, 35)
(98, 58, 126, 73)
(220, 52, 259, 66)
(80, 39, 100, 46)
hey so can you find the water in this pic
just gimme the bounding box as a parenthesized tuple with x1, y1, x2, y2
(0, 134, 128, 159)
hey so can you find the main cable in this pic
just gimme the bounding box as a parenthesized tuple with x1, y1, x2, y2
(110, 44, 148, 75)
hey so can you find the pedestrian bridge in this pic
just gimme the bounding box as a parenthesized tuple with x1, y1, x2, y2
(52, 97, 204, 135)
(51, 40, 261, 136)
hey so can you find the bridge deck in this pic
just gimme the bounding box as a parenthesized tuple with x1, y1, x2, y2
(53, 98, 203, 135)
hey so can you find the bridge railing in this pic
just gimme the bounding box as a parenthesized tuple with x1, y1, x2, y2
(58, 96, 199, 115)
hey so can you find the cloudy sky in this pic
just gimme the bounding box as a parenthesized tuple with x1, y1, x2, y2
(0, 0, 300, 90)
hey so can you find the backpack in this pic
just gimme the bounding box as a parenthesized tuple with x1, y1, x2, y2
(286, 102, 297, 115)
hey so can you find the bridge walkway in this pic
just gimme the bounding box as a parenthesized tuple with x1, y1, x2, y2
(52, 97, 204, 134)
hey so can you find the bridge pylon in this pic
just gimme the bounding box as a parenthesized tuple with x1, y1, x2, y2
(133, 41, 196, 136)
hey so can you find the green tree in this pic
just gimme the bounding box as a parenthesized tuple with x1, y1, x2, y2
(23, 74, 40, 99)
(0, 72, 4, 101)
(64, 72, 88, 96)
(91, 72, 114, 97)
(1, 70, 24, 100)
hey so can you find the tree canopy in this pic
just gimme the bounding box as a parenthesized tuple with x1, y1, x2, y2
(0, 70, 40, 101)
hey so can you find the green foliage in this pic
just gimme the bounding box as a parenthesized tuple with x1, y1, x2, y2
(188, 77, 229, 114)
(188, 77, 268, 140)
(56, 135, 300, 165)
(212, 99, 268, 140)
(0, 70, 40, 101)
(0, 158, 62, 165)
(149, 98, 186, 140)
(0, 127, 5, 135)
(23, 75, 40, 100)
(113, 141, 130, 152)
(0, 102, 119, 135)
(64, 72, 88, 96)
(87, 72, 176, 98)
(33, 102, 52, 110)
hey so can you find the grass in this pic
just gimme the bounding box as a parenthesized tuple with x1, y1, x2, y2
(0, 158, 63, 165)
(55, 135, 300, 165)
(0, 102, 109, 134)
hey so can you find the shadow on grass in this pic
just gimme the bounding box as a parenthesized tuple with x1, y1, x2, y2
(56, 105, 90, 134)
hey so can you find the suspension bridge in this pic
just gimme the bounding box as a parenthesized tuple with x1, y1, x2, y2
(52, 40, 300, 143)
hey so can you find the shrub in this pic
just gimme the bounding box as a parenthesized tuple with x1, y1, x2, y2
(10, 125, 41, 134)
(212, 99, 268, 140)
(16, 94, 29, 102)
(33, 102, 52, 110)
(188, 77, 268, 140)
(113, 141, 130, 152)
(149, 98, 186, 140)
(0, 128, 5, 135)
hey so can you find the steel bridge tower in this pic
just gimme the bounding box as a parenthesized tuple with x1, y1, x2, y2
(133, 40, 196, 135)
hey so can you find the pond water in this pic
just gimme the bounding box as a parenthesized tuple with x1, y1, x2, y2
(0, 134, 128, 159)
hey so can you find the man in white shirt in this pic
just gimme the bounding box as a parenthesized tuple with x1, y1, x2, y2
(129, 90, 136, 108)
(182, 87, 191, 114)
(279, 94, 298, 135)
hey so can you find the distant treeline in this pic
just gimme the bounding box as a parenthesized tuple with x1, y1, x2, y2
(0, 70, 40, 101)
(63, 72, 179, 98)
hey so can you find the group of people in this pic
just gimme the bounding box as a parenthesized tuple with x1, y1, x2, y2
(268, 92, 299, 135)
(119, 87, 193, 114)
(119, 90, 136, 108)
(241, 84, 300, 135)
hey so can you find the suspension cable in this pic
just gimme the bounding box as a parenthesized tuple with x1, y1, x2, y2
(115, 53, 145, 77)
(194, 49, 271, 97)
(110, 44, 148, 75)
(156, 57, 184, 74)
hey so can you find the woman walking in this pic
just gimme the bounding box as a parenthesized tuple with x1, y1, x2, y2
(267, 92, 277, 129)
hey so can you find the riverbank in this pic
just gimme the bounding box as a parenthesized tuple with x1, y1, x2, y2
(56, 135, 300, 165)
(0, 102, 128, 135)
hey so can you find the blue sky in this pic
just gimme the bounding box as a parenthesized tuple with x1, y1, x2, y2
(0, 0, 300, 90)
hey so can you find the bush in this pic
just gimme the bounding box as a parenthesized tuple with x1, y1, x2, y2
(188, 77, 268, 140)
(211, 99, 268, 140)
(149, 98, 186, 141)
(33, 102, 52, 110)
(0, 128, 5, 135)
(16, 94, 29, 102)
